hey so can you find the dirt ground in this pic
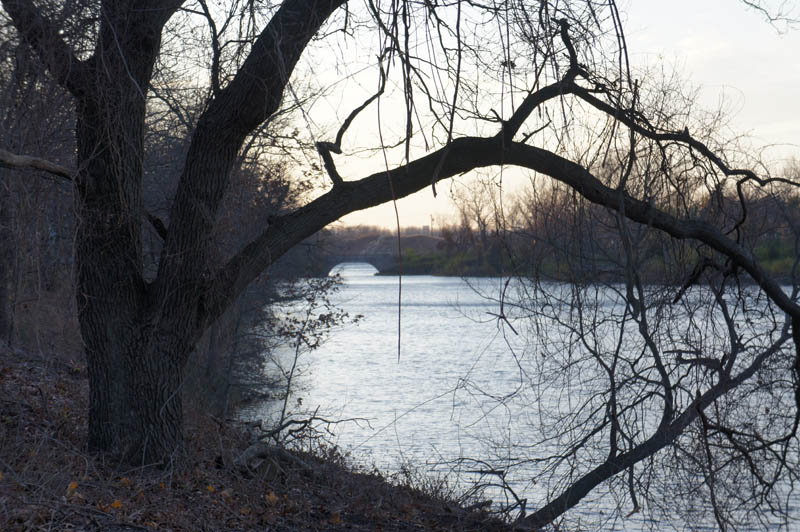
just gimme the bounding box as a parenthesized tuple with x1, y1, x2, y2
(0, 344, 516, 531)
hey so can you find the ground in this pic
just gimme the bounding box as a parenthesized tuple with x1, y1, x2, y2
(0, 344, 515, 531)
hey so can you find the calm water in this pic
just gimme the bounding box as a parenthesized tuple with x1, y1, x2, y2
(304, 263, 526, 467)
(254, 263, 788, 531)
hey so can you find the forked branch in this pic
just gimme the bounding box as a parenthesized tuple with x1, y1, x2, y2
(316, 62, 388, 187)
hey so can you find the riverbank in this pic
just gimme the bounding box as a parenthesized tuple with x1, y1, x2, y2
(0, 344, 512, 531)
(375, 250, 796, 284)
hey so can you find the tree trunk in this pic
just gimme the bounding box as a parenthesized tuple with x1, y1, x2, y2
(74, 123, 193, 463)
(0, 169, 13, 343)
(72, 39, 183, 461)
(84, 326, 186, 463)
(2, 0, 346, 464)
(77, 145, 190, 464)
(205, 320, 221, 378)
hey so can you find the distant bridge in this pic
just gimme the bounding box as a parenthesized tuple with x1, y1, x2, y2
(320, 252, 400, 275)
(311, 233, 444, 276)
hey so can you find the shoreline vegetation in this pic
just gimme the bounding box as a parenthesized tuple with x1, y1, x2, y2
(373, 247, 796, 284)
(0, 344, 512, 531)
(327, 207, 799, 282)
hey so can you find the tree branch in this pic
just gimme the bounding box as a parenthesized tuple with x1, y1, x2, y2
(501, 141, 800, 319)
(155, 0, 346, 304)
(1, 0, 90, 97)
(499, 18, 583, 142)
(315, 61, 388, 188)
(315, 142, 344, 187)
(0, 149, 170, 239)
(0, 148, 74, 181)
(145, 212, 169, 241)
(193, 0, 347, 139)
(197, 0, 222, 96)
(570, 83, 798, 191)
(199, 134, 799, 334)
(518, 332, 791, 529)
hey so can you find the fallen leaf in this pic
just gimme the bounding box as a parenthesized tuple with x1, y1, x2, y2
(206, 485, 215, 493)
(111, 500, 123, 509)
(119, 477, 132, 487)
(66, 481, 79, 498)
(330, 512, 342, 525)
(265, 491, 279, 505)
(239, 505, 252, 515)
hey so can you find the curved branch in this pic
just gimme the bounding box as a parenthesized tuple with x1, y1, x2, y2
(519, 332, 791, 529)
(155, 0, 345, 303)
(571, 84, 798, 191)
(501, 142, 800, 318)
(315, 142, 344, 187)
(198, 136, 501, 332)
(315, 61, 388, 188)
(200, 136, 799, 334)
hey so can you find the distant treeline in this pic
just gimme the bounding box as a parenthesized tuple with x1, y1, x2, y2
(326, 187, 800, 281)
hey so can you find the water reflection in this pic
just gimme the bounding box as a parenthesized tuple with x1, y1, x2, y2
(252, 263, 784, 531)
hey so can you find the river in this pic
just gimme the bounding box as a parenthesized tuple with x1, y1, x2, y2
(252, 262, 790, 531)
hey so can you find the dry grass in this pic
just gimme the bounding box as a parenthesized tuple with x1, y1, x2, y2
(0, 344, 513, 531)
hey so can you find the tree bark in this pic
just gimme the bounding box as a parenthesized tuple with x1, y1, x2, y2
(75, 81, 166, 462)
(2, 0, 345, 463)
(67, 2, 179, 461)
(0, 169, 13, 344)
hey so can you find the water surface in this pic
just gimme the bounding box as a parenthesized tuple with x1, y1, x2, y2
(254, 262, 786, 531)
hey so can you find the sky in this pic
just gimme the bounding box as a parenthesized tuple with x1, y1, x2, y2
(336, 0, 800, 229)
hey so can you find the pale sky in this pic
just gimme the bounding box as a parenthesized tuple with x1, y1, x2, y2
(336, 0, 800, 229)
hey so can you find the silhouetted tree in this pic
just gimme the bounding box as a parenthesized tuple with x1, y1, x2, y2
(2, 1, 799, 528)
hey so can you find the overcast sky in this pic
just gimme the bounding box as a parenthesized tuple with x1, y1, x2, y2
(339, 0, 800, 229)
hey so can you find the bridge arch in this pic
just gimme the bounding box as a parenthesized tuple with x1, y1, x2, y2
(327, 261, 379, 277)
(320, 253, 400, 276)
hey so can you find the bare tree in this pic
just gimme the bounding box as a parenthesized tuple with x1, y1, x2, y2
(0, 15, 76, 351)
(455, 146, 800, 528)
(488, 182, 794, 528)
(1, 0, 799, 527)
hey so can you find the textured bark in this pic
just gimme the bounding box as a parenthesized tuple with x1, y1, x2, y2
(0, 170, 12, 343)
(73, 19, 164, 460)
